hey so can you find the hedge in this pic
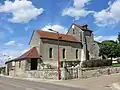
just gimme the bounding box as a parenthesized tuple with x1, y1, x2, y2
(81, 59, 112, 68)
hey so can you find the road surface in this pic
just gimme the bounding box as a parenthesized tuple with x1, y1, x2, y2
(0, 77, 86, 90)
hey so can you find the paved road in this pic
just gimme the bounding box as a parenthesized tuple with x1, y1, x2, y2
(0, 77, 86, 90)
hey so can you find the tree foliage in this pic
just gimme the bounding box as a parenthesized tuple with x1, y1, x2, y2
(99, 40, 118, 59)
(99, 33, 120, 59)
(117, 32, 120, 44)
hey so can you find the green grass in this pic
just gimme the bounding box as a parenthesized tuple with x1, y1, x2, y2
(112, 63, 120, 67)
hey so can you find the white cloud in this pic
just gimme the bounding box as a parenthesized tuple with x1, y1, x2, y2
(0, 50, 20, 66)
(73, 0, 90, 8)
(0, 0, 44, 23)
(62, 8, 92, 20)
(0, 40, 28, 66)
(62, 0, 93, 20)
(41, 25, 68, 34)
(94, 35, 117, 42)
(94, 0, 120, 26)
(0, 47, 29, 66)
(4, 41, 16, 46)
(4, 40, 24, 46)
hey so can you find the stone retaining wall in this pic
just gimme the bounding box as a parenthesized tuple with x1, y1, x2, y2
(26, 69, 58, 80)
(79, 67, 120, 79)
(9, 67, 120, 80)
(9, 70, 15, 76)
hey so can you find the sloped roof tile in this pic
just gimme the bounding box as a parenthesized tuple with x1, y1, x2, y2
(5, 47, 40, 64)
(36, 30, 80, 43)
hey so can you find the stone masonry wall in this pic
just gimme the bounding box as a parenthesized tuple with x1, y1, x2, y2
(20, 67, 120, 80)
(61, 67, 120, 80)
(79, 67, 120, 79)
(26, 69, 58, 80)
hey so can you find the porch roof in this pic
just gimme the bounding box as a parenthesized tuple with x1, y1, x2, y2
(5, 47, 41, 64)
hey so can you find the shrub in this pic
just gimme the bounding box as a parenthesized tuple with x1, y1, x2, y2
(81, 59, 112, 68)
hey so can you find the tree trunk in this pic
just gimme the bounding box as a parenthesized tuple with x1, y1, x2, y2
(111, 57, 112, 60)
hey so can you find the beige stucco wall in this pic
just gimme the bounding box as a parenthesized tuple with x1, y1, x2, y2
(67, 24, 84, 42)
(67, 24, 99, 60)
(40, 39, 82, 67)
(10, 60, 26, 77)
(29, 31, 41, 54)
(68, 24, 87, 61)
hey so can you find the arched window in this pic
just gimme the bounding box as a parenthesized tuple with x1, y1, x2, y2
(76, 49, 78, 59)
(63, 48, 66, 59)
(49, 48, 53, 58)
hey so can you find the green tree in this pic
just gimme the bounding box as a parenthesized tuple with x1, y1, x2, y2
(99, 40, 118, 59)
(99, 33, 120, 60)
(117, 32, 120, 44)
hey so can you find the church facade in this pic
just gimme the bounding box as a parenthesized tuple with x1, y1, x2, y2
(5, 24, 99, 79)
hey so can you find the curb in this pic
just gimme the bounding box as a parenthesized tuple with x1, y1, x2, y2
(0, 75, 58, 83)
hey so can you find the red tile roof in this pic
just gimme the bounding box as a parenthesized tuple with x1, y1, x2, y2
(36, 30, 80, 43)
(5, 47, 40, 64)
(17, 47, 40, 59)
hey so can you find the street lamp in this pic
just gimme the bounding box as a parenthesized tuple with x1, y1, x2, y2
(48, 29, 60, 80)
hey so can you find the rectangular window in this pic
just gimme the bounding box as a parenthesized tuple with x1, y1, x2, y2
(49, 48, 53, 58)
(63, 48, 66, 59)
(76, 49, 79, 59)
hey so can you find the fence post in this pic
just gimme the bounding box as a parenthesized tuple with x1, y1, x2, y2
(61, 61, 67, 80)
(107, 67, 110, 75)
(78, 67, 80, 78)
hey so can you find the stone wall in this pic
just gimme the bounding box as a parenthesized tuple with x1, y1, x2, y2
(26, 69, 58, 80)
(9, 70, 15, 76)
(67, 24, 100, 60)
(60, 67, 120, 80)
(14, 60, 26, 77)
(79, 67, 120, 79)
(25, 67, 120, 80)
(40, 39, 82, 68)
(61, 67, 79, 80)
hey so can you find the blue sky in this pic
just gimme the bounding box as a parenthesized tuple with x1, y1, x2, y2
(0, 0, 120, 65)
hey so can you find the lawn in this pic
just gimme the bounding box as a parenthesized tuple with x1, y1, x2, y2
(112, 63, 120, 67)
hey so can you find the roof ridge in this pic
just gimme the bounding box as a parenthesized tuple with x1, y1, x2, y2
(73, 24, 92, 32)
(36, 30, 75, 37)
